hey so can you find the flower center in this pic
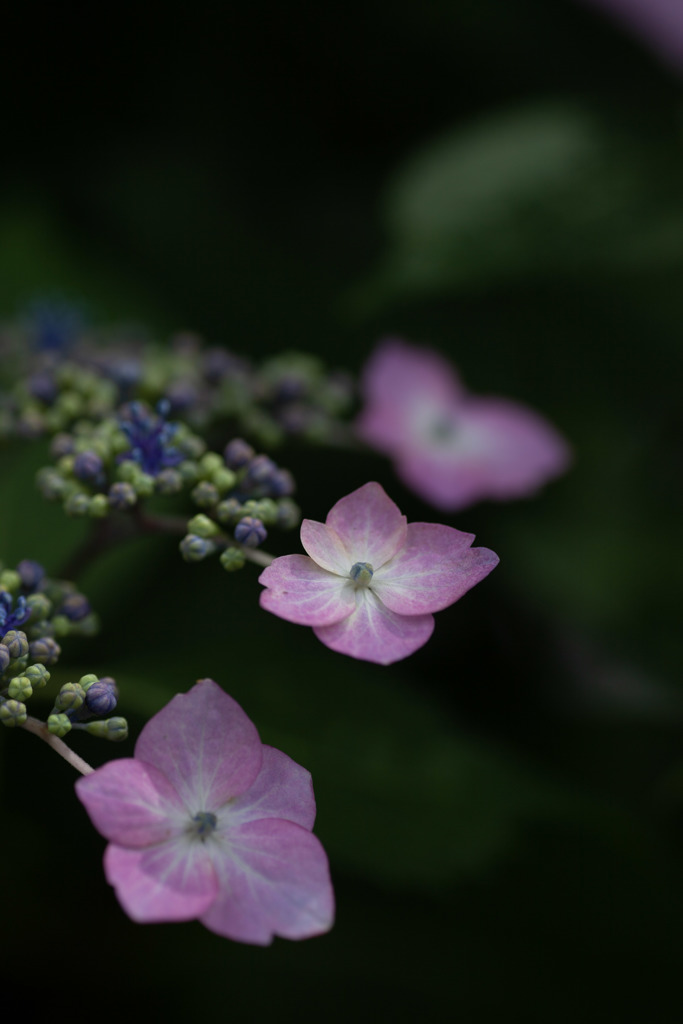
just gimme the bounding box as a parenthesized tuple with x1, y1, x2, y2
(188, 811, 218, 841)
(429, 416, 457, 444)
(349, 561, 374, 587)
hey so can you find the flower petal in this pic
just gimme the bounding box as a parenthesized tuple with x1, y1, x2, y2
(314, 588, 434, 664)
(134, 679, 263, 812)
(104, 837, 218, 923)
(75, 759, 187, 847)
(373, 522, 499, 616)
(225, 746, 316, 831)
(200, 819, 334, 944)
(325, 482, 407, 568)
(300, 520, 350, 574)
(259, 555, 355, 626)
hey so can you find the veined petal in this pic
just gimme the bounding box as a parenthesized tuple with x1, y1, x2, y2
(135, 679, 263, 813)
(75, 759, 187, 847)
(325, 482, 407, 568)
(223, 746, 316, 831)
(300, 520, 350, 574)
(104, 837, 218, 923)
(373, 522, 499, 616)
(200, 819, 334, 945)
(259, 555, 355, 626)
(314, 589, 434, 665)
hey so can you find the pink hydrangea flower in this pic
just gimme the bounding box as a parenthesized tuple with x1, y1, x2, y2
(259, 481, 498, 665)
(578, 0, 683, 71)
(356, 339, 570, 511)
(75, 678, 334, 945)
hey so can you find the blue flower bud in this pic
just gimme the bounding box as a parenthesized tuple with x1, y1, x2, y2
(268, 468, 296, 497)
(243, 454, 277, 487)
(73, 450, 104, 483)
(0, 700, 27, 727)
(84, 679, 118, 716)
(27, 371, 58, 404)
(29, 637, 61, 665)
(179, 535, 216, 562)
(108, 481, 137, 511)
(223, 438, 255, 469)
(2, 630, 29, 659)
(234, 516, 267, 547)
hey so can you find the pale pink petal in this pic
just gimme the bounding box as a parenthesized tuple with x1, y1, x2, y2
(300, 520, 350, 574)
(373, 523, 499, 615)
(325, 482, 407, 568)
(259, 555, 355, 626)
(104, 838, 219, 922)
(76, 759, 187, 847)
(579, 0, 683, 70)
(225, 746, 316, 831)
(135, 679, 263, 812)
(357, 340, 463, 454)
(200, 819, 334, 944)
(314, 589, 434, 665)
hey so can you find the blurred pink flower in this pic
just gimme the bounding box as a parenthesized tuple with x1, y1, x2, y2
(356, 339, 570, 511)
(75, 679, 334, 945)
(578, 0, 683, 70)
(259, 481, 498, 664)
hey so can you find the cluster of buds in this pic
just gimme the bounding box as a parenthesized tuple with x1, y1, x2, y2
(180, 438, 301, 570)
(0, 560, 125, 740)
(0, 306, 354, 447)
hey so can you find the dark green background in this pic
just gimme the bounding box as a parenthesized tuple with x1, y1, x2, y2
(2, 3, 683, 1021)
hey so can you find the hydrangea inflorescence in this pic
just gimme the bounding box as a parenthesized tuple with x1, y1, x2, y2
(0, 559, 126, 741)
(76, 679, 334, 944)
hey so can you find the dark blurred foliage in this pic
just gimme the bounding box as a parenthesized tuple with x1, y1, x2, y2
(2, 2, 683, 1022)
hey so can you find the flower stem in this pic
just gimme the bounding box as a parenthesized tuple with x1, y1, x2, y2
(21, 716, 95, 775)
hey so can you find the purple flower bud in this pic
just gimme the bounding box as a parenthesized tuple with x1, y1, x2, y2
(2, 630, 29, 659)
(85, 678, 118, 716)
(16, 559, 45, 592)
(59, 593, 91, 622)
(29, 636, 61, 665)
(223, 438, 254, 469)
(244, 455, 277, 487)
(0, 644, 11, 674)
(73, 450, 104, 483)
(108, 481, 137, 511)
(234, 516, 267, 547)
(27, 371, 58, 405)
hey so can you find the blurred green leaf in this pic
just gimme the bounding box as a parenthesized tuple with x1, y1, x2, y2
(358, 102, 683, 305)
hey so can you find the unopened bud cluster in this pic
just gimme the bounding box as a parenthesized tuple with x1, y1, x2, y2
(1, 307, 354, 447)
(179, 438, 301, 569)
(0, 560, 125, 740)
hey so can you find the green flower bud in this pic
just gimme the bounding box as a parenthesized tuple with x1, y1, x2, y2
(243, 498, 278, 525)
(64, 492, 91, 517)
(8, 676, 33, 701)
(186, 514, 220, 539)
(54, 682, 86, 712)
(276, 498, 301, 530)
(178, 460, 200, 484)
(155, 468, 183, 495)
(47, 713, 72, 737)
(116, 459, 141, 483)
(199, 452, 224, 477)
(89, 494, 110, 518)
(211, 467, 237, 493)
(132, 473, 155, 497)
(0, 700, 27, 727)
(25, 664, 50, 689)
(216, 498, 243, 525)
(51, 615, 71, 637)
(78, 674, 99, 691)
(0, 570, 21, 593)
(26, 593, 52, 620)
(3, 631, 29, 659)
(191, 481, 219, 508)
(84, 717, 128, 741)
(57, 454, 76, 475)
(220, 546, 246, 572)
